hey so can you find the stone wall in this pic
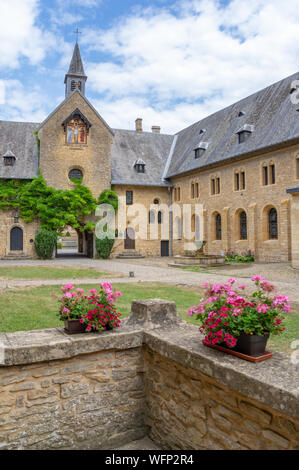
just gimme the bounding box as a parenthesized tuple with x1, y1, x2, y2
(0, 300, 298, 450)
(144, 348, 298, 450)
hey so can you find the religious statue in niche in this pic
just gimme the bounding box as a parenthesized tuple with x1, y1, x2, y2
(66, 118, 87, 144)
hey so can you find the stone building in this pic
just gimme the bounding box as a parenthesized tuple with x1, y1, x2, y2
(0, 42, 299, 267)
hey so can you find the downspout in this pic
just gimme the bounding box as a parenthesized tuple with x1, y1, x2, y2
(169, 186, 173, 257)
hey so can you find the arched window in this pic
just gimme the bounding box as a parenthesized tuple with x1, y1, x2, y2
(240, 211, 247, 240)
(158, 211, 162, 224)
(69, 168, 83, 181)
(177, 217, 182, 239)
(269, 208, 278, 239)
(216, 214, 222, 240)
(149, 210, 155, 224)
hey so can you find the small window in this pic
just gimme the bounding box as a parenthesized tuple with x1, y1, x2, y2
(216, 214, 222, 240)
(134, 160, 146, 173)
(4, 156, 16, 166)
(241, 171, 246, 190)
(263, 166, 269, 186)
(191, 183, 195, 199)
(149, 210, 155, 224)
(269, 208, 278, 239)
(211, 178, 216, 195)
(235, 173, 240, 191)
(195, 183, 199, 198)
(238, 131, 251, 144)
(216, 177, 220, 194)
(195, 148, 205, 159)
(296, 157, 299, 179)
(68, 169, 83, 181)
(153, 199, 159, 205)
(240, 211, 247, 240)
(126, 191, 133, 205)
(158, 211, 162, 224)
(270, 164, 275, 184)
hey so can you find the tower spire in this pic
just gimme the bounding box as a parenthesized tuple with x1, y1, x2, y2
(64, 41, 87, 97)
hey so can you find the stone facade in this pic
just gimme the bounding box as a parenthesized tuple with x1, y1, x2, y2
(38, 92, 113, 198)
(112, 184, 170, 257)
(171, 145, 297, 262)
(0, 300, 298, 450)
(0, 210, 39, 260)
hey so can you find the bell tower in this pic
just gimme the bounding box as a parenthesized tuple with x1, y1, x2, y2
(64, 41, 87, 98)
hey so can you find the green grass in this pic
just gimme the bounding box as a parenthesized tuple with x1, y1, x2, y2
(0, 282, 297, 354)
(0, 266, 115, 280)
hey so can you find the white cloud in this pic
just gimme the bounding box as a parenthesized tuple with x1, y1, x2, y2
(84, 0, 299, 133)
(0, 80, 49, 123)
(0, 0, 58, 69)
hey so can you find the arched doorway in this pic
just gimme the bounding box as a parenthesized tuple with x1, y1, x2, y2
(10, 227, 23, 251)
(124, 228, 135, 250)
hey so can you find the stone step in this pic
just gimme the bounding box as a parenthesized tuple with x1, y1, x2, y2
(116, 252, 145, 259)
(3, 253, 33, 260)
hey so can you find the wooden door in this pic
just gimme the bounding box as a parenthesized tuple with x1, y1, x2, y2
(10, 227, 23, 251)
(124, 228, 135, 250)
(161, 240, 169, 257)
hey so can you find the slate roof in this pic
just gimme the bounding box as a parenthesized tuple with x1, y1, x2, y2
(166, 71, 299, 177)
(286, 185, 299, 194)
(66, 42, 86, 78)
(0, 121, 39, 179)
(110, 129, 174, 186)
(1, 71, 299, 186)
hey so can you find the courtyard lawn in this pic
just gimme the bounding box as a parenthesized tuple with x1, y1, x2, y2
(0, 266, 116, 280)
(0, 282, 297, 354)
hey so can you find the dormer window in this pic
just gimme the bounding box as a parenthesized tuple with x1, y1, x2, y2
(237, 124, 254, 144)
(134, 159, 146, 173)
(3, 150, 16, 167)
(194, 142, 209, 159)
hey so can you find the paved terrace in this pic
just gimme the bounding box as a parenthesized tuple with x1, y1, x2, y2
(0, 258, 298, 304)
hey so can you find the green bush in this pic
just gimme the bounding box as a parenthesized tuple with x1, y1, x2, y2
(96, 237, 115, 259)
(225, 251, 254, 263)
(34, 229, 57, 259)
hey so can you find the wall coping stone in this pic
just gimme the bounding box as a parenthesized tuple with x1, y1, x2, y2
(0, 299, 298, 418)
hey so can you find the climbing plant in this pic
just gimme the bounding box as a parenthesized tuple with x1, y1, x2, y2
(98, 189, 119, 212)
(0, 174, 97, 234)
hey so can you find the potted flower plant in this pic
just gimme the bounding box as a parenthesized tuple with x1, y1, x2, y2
(80, 282, 122, 332)
(188, 276, 289, 360)
(58, 284, 90, 334)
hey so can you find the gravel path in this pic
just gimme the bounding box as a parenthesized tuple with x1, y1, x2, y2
(0, 257, 298, 304)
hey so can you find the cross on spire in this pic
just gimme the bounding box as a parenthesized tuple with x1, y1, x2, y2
(73, 28, 82, 43)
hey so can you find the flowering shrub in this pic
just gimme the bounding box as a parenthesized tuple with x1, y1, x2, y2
(58, 284, 90, 320)
(80, 282, 122, 331)
(188, 276, 289, 348)
(58, 282, 122, 332)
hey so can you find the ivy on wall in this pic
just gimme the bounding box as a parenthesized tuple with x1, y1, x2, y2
(0, 173, 97, 234)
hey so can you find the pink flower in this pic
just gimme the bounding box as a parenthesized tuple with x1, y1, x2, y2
(64, 292, 72, 299)
(89, 289, 97, 295)
(62, 284, 74, 291)
(238, 284, 248, 290)
(77, 288, 84, 295)
(228, 278, 237, 284)
(251, 275, 264, 282)
(257, 303, 270, 313)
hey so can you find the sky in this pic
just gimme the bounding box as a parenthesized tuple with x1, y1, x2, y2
(0, 0, 299, 134)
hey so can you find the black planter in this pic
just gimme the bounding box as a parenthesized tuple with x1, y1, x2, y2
(220, 332, 269, 357)
(64, 319, 86, 335)
(235, 333, 269, 356)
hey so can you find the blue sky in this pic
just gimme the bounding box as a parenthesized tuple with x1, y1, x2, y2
(0, 0, 299, 133)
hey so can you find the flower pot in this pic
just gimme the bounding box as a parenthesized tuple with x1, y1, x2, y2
(64, 319, 86, 335)
(234, 332, 269, 357)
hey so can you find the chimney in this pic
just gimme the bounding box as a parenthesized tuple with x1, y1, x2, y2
(152, 126, 161, 134)
(135, 118, 143, 133)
